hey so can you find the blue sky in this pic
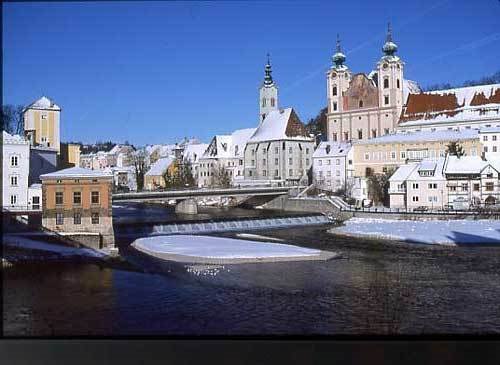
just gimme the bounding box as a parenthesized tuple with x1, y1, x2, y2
(3, 1, 500, 146)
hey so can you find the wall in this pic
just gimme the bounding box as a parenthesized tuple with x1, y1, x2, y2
(3, 139, 30, 209)
(29, 148, 58, 184)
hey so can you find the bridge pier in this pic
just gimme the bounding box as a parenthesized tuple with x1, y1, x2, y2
(175, 198, 198, 215)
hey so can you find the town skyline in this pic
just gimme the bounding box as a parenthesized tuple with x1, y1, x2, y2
(3, 1, 500, 145)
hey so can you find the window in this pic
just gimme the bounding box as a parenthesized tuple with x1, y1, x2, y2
(412, 183, 419, 189)
(358, 100, 363, 108)
(384, 128, 390, 135)
(274, 170, 279, 177)
(91, 191, 100, 204)
(336, 159, 340, 165)
(32, 196, 40, 210)
(336, 170, 340, 177)
(249, 171, 253, 177)
(383, 78, 389, 88)
(428, 183, 437, 189)
(306, 158, 310, 165)
(275, 158, 279, 165)
(364, 153, 370, 161)
(400, 151, 406, 159)
(251, 159, 255, 165)
(486, 182, 494, 191)
(493, 135, 497, 141)
(306, 148, 310, 154)
(74, 212, 82, 225)
(91, 213, 100, 224)
(461, 183, 468, 191)
(474, 183, 480, 191)
(56, 213, 64, 225)
(348, 159, 352, 165)
(239, 159, 243, 166)
(73, 191, 82, 205)
(344, 132, 349, 141)
(262, 159, 266, 165)
(289, 147, 293, 154)
(10, 176, 18, 186)
(262, 98, 266, 107)
(263, 170, 267, 176)
(333, 133, 338, 142)
(450, 186, 457, 192)
(391, 151, 396, 160)
(270, 98, 275, 107)
(384, 95, 389, 105)
(10, 155, 18, 167)
(41, 114, 47, 120)
(372, 129, 377, 138)
(318, 160, 322, 166)
(358, 130, 363, 139)
(251, 149, 255, 156)
(494, 146, 498, 152)
(275, 147, 279, 154)
(332, 86, 337, 96)
(397, 79, 400, 88)
(10, 195, 17, 205)
(289, 169, 293, 176)
(333, 102, 337, 111)
(484, 146, 489, 153)
(483, 136, 488, 141)
(56, 191, 64, 205)
(289, 158, 293, 165)
(412, 196, 419, 202)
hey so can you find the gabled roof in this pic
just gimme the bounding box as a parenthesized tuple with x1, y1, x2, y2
(145, 157, 175, 176)
(202, 128, 256, 159)
(407, 158, 446, 180)
(40, 167, 112, 180)
(388, 163, 418, 182)
(248, 108, 312, 143)
(184, 143, 209, 163)
(399, 84, 500, 127)
(25, 96, 61, 111)
(313, 141, 351, 158)
(444, 155, 488, 175)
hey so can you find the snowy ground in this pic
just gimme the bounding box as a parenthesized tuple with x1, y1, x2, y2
(3, 235, 109, 258)
(131, 235, 338, 264)
(330, 218, 500, 245)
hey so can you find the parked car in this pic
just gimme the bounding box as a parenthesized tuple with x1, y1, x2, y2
(413, 206, 429, 212)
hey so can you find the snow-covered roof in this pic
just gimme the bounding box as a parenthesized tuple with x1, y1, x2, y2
(444, 155, 488, 175)
(40, 167, 112, 180)
(388, 163, 418, 182)
(407, 158, 446, 180)
(356, 129, 479, 145)
(145, 157, 174, 176)
(313, 141, 351, 158)
(403, 79, 421, 104)
(479, 126, 500, 134)
(231, 128, 256, 156)
(2, 130, 28, 145)
(399, 84, 500, 127)
(184, 143, 209, 163)
(248, 108, 312, 143)
(202, 128, 256, 159)
(25, 96, 61, 111)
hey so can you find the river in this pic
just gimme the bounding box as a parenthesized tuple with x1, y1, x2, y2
(3, 202, 500, 336)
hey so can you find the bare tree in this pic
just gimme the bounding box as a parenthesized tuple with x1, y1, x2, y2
(367, 168, 396, 206)
(210, 164, 231, 188)
(132, 149, 147, 191)
(446, 141, 465, 157)
(2, 105, 24, 135)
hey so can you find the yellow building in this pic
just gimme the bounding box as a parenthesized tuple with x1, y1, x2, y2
(23, 96, 61, 153)
(59, 143, 81, 169)
(352, 129, 481, 177)
(144, 157, 176, 190)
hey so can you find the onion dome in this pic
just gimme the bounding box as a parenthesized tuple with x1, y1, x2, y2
(382, 22, 398, 56)
(263, 53, 274, 86)
(332, 34, 346, 68)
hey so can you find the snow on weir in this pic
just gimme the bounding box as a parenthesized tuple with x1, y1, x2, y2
(131, 235, 337, 264)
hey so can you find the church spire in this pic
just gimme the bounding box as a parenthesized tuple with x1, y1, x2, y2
(332, 34, 346, 69)
(263, 53, 274, 86)
(382, 22, 398, 56)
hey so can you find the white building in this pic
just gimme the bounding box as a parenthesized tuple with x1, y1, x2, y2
(198, 128, 256, 187)
(259, 55, 279, 123)
(183, 143, 209, 184)
(326, 28, 421, 143)
(398, 84, 500, 133)
(479, 127, 500, 158)
(244, 108, 314, 185)
(2, 131, 30, 210)
(312, 142, 353, 193)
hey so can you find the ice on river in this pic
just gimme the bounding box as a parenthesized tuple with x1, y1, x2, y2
(332, 218, 500, 245)
(132, 235, 321, 259)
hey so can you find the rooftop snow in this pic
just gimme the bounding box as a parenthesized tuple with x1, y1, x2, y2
(2, 130, 28, 145)
(356, 129, 479, 145)
(248, 108, 312, 143)
(40, 166, 112, 179)
(313, 141, 352, 158)
(26, 96, 61, 111)
(145, 156, 175, 176)
(408, 158, 446, 180)
(184, 143, 209, 163)
(388, 163, 418, 182)
(444, 155, 488, 175)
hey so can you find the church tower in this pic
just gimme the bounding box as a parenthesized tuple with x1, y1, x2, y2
(327, 34, 351, 116)
(376, 23, 404, 124)
(259, 54, 278, 123)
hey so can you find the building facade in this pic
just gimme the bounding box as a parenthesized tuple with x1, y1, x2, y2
(325, 28, 421, 143)
(312, 142, 353, 193)
(40, 167, 114, 247)
(23, 96, 61, 153)
(2, 131, 30, 210)
(59, 143, 81, 169)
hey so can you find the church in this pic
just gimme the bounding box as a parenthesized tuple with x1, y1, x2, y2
(325, 24, 421, 143)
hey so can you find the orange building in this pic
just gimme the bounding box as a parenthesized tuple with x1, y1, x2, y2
(40, 167, 114, 248)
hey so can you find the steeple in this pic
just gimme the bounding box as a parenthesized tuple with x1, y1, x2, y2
(382, 22, 398, 57)
(332, 34, 346, 68)
(263, 53, 274, 86)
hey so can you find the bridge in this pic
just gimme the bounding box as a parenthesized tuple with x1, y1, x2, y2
(112, 186, 300, 213)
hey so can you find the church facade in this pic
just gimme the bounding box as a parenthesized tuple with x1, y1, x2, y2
(325, 26, 420, 143)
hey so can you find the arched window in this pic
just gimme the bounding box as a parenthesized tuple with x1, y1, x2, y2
(359, 100, 363, 108)
(383, 78, 389, 89)
(270, 98, 275, 107)
(332, 86, 337, 96)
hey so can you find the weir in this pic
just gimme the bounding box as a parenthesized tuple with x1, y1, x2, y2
(115, 214, 331, 237)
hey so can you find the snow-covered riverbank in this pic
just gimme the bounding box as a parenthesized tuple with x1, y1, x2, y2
(329, 218, 500, 245)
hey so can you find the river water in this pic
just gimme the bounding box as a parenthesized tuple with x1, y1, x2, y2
(3, 203, 500, 336)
